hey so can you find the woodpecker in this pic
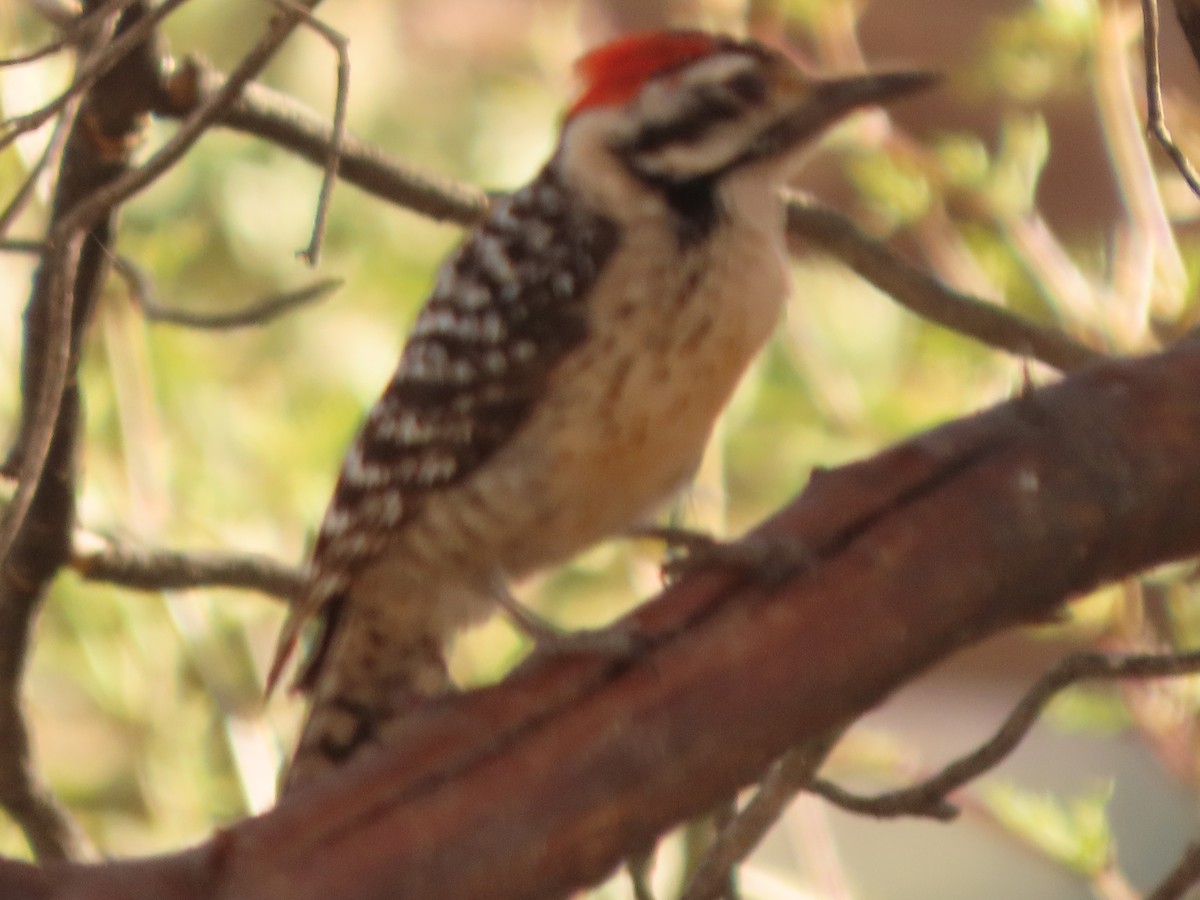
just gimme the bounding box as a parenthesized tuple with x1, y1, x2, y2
(271, 30, 934, 791)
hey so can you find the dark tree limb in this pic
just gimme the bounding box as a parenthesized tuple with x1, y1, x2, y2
(4, 329, 1200, 898)
(0, 0, 167, 861)
(0, 0, 327, 861)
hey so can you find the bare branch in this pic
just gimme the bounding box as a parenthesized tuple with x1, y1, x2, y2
(0, 0, 328, 572)
(0, 111, 72, 243)
(0, 228, 79, 578)
(71, 534, 303, 602)
(266, 0, 351, 266)
(810, 648, 1200, 821)
(0, 0, 139, 67)
(682, 731, 843, 900)
(785, 203, 1107, 372)
(0, 0, 174, 858)
(153, 60, 1098, 380)
(1146, 0, 1200, 198)
(158, 55, 489, 225)
(112, 254, 341, 329)
(5, 242, 340, 328)
(0, 0, 323, 860)
(0, 0, 183, 155)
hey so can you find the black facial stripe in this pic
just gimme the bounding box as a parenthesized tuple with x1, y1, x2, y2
(627, 172, 722, 246)
(726, 69, 768, 104)
(624, 72, 769, 158)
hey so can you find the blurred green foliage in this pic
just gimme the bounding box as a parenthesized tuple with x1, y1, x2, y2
(982, 781, 1114, 876)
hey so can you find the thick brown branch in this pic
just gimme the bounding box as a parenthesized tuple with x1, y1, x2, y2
(8, 334, 1200, 899)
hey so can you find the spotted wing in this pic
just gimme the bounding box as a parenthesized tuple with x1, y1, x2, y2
(268, 167, 618, 693)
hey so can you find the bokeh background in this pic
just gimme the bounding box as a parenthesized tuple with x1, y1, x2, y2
(3, 0, 1200, 897)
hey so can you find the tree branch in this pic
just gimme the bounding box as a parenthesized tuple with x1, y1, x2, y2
(1144, 0, 1200, 198)
(811, 647, 1200, 821)
(112, 254, 341, 329)
(7, 332, 1200, 898)
(157, 54, 489, 226)
(784, 203, 1106, 372)
(70, 534, 303, 602)
(682, 731, 844, 900)
(152, 58, 1101, 375)
(0, 0, 169, 861)
(0, 0, 326, 861)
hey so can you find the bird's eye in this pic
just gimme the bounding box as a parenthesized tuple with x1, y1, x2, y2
(725, 70, 767, 104)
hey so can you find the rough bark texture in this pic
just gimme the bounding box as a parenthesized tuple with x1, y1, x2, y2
(8, 338, 1200, 899)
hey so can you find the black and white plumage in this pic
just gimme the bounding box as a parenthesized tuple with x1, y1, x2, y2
(272, 168, 619, 694)
(274, 30, 933, 790)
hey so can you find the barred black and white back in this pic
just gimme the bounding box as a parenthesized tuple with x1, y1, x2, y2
(273, 30, 934, 790)
(269, 166, 619, 696)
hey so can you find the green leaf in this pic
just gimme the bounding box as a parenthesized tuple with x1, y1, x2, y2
(982, 781, 1114, 875)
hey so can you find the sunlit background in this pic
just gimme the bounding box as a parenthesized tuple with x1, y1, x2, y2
(2, 0, 1200, 897)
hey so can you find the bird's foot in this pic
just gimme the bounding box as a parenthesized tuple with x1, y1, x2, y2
(633, 525, 818, 585)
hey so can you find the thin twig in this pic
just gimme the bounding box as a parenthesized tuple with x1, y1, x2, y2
(1143, 0, 1200, 198)
(113, 254, 341, 329)
(5, 243, 338, 328)
(0, 0, 328, 569)
(159, 55, 489, 225)
(157, 63, 1097, 380)
(50, 4, 325, 237)
(0, 0, 185, 155)
(682, 730, 844, 900)
(0, 0, 139, 67)
(810, 648, 1200, 821)
(268, 0, 350, 266)
(0, 111, 73, 242)
(1147, 842, 1200, 900)
(71, 534, 303, 602)
(0, 239, 46, 254)
(0, 231, 79, 566)
(785, 202, 1107, 373)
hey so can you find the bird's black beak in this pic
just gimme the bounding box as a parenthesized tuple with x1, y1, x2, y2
(752, 69, 938, 159)
(810, 69, 940, 119)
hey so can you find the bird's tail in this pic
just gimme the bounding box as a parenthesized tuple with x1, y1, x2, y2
(279, 610, 452, 794)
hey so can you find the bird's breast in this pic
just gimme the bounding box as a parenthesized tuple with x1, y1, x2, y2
(481, 217, 790, 575)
